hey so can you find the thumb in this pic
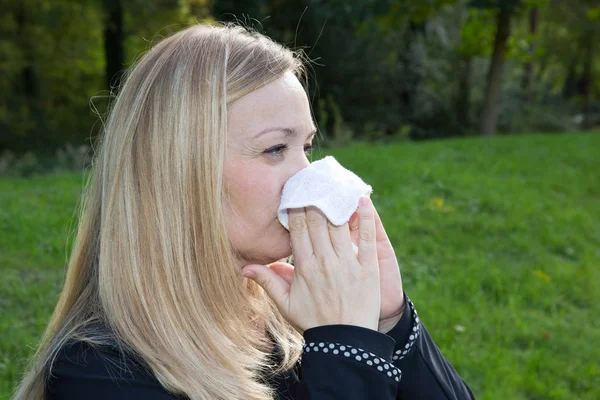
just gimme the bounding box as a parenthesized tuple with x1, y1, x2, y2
(243, 264, 290, 311)
(268, 262, 295, 286)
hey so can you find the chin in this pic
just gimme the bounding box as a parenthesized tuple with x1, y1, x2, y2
(240, 235, 291, 266)
(265, 243, 293, 264)
(265, 234, 293, 264)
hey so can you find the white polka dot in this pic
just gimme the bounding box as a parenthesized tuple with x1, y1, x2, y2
(363, 353, 369, 358)
(333, 349, 339, 354)
(367, 360, 373, 366)
(387, 371, 392, 377)
(409, 335, 414, 340)
(309, 342, 314, 347)
(305, 347, 310, 352)
(323, 348, 329, 353)
(393, 369, 398, 375)
(340, 346, 346, 351)
(314, 347, 319, 352)
(344, 352, 350, 357)
(374, 358, 380, 364)
(351, 349, 357, 354)
(377, 366, 383, 371)
(384, 364, 389, 370)
(319, 342, 324, 347)
(329, 344, 335, 349)
(355, 356, 362, 361)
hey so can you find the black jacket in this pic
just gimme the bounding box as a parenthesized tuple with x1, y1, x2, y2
(46, 295, 475, 399)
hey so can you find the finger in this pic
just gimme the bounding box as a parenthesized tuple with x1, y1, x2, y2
(356, 196, 377, 266)
(371, 202, 398, 264)
(348, 209, 359, 230)
(269, 262, 295, 286)
(288, 207, 312, 263)
(305, 206, 336, 259)
(349, 209, 360, 246)
(328, 219, 354, 257)
(372, 203, 391, 245)
(243, 265, 290, 311)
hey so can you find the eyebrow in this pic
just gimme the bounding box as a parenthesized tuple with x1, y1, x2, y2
(252, 127, 317, 141)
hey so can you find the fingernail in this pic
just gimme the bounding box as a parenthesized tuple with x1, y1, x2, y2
(359, 196, 370, 207)
(243, 269, 256, 279)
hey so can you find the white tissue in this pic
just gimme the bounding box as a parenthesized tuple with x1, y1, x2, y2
(277, 156, 373, 230)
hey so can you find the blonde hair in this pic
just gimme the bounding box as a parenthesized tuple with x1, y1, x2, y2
(14, 23, 307, 400)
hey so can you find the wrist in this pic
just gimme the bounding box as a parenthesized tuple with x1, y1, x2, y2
(377, 301, 406, 334)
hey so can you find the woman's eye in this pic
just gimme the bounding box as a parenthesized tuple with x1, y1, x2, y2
(264, 145, 288, 156)
(263, 144, 314, 158)
(304, 144, 313, 157)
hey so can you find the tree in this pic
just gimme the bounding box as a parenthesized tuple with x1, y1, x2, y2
(103, 0, 125, 91)
(470, 0, 548, 136)
(456, 7, 497, 132)
(538, 0, 600, 130)
(470, 0, 518, 136)
(521, 7, 539, 102)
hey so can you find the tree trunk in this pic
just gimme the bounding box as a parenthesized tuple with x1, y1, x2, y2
(103, 0, 125, 91)
(521, 8, 539, 102)
(582, 33, 594, 130)
(457, 57, 472, 131)
(480, 8, 512, 136)
(15, 2, 39, 100)
(13, 0, 44, 151)
(562, 57, 580, 99)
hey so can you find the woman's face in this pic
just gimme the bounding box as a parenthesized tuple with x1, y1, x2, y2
(224, 71, 316, 267)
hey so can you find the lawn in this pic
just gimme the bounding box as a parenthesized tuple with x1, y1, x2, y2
(1, 133, 599, 399)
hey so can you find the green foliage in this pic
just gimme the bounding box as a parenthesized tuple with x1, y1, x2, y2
(457, 9, 497, 58)
(317, 94, 352, 146)
(0, 0, 211, 153)
(2, 133, 599, 398)
(0, 0, 105, 151)
(467, 0, 545, 13)
(1, 0, 600, 152)
(123, 0, 212, 67)
(0, 144, 91, 177)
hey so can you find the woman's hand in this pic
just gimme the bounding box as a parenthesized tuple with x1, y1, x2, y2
(348, 201, 405, 333)
(242, 197, 381, 333)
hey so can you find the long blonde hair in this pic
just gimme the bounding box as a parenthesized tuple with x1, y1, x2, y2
(14, 23, 307, 400)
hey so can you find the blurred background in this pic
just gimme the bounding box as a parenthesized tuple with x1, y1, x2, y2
(1, 0, 599, 399)
(1, 0, 599, 163)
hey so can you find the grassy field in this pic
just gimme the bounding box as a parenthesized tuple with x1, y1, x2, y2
(1, 133, 599, 399)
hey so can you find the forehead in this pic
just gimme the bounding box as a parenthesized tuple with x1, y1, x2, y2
(227, 72, 315, 141)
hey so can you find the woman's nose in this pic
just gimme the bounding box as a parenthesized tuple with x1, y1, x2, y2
(286, 152, 311, 181)
(299, 153, 311, 170)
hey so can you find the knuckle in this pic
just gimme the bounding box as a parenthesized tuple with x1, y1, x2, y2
(260, 278, 273, 294)
(260, 278, 273, 295)
(290, 216, 307, 232)
(306, 214, 323, 227)
(360, 212, 373, 222)
(360, 230, 374, 242)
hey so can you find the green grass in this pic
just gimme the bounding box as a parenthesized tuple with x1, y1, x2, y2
(2, 133, 599, 399)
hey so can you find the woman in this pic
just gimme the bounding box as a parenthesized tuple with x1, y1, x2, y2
(14, 23, 474, 399)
